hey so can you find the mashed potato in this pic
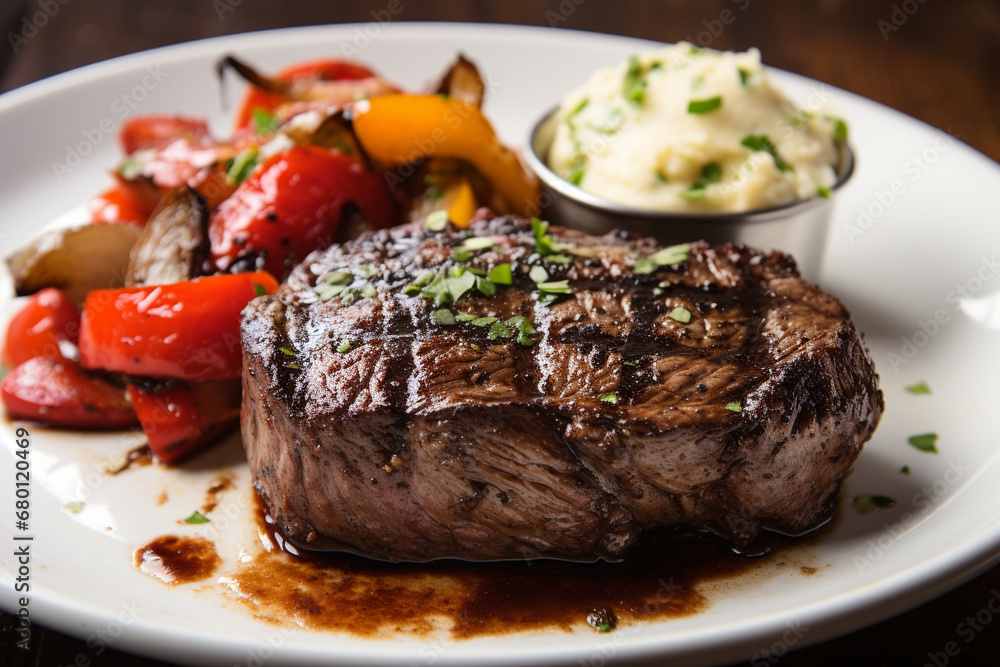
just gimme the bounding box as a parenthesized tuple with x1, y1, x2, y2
(548, 43, 846, 213)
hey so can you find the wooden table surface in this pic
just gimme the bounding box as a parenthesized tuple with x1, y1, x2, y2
(1, 0, 998, 665)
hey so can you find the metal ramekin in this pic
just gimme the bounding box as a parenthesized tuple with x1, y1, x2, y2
(524, 108, 856, 283)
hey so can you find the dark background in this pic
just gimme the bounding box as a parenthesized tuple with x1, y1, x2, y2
(1, 0, 998, 665)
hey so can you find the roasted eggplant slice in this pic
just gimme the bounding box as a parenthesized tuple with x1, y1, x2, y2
(126, 186, 209, 286)
(434, 53, 486, 109)
(7, 223, 141, 307)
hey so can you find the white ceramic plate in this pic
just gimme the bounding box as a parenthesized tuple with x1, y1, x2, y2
(2, 23, 1000, 667)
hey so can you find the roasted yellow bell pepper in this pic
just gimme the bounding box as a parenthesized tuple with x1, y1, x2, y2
(351, 95, 539, 216)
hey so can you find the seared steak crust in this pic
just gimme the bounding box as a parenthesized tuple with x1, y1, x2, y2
(241, 215, 883, 562)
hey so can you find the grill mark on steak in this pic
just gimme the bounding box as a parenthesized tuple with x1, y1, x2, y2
(241, 215, 883, 562)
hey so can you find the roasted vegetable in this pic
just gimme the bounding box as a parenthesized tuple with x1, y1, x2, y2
(207, 146, 395, 278)
(1, 357, 137, 429)
(218, 55, 397, 131)
(1, 288, 80, 369)
(129, 379, 241, 464)
(6, 223, 141, 307)
(126, 186, 209, 286)
(78, 271, 279, 381)
(118, 114, 212, 155)
(434, 53, 486, 109)
(351, 94, 539, 216)
(88, 179, 160, 225)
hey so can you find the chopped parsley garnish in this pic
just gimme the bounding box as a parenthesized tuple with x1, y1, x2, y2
(458, 237, 495, 252)
(315, 269, 376, 304)
(488, 321, 513, 340)
(336, 340, 353, 353)
(529, 266, 549, 283)
(432, 309, 456, 325)
(531, 217, 570, 258)
(831, 117, 849, 143)
(679, 185, 707, 200)
(446, 270, 477, 302)
(700, 162, 723, 183)
(506, 316, 537, 346)
(253, 283, 268, 297)
(669, 307, 692, 323)
(680, 162, 722, 199)
(854, 495, 896, 513)
(184, 510, 210, 524)
(738, 67, 752, 88)
(537, 280, 571, 294)
(590, 109, 625, 135)
(475, 277, 497, 297)
(906, 381, 931, 395)
(901, 465, 911, 475)
(430, 311, 536, 347)
(908, 433, 939, 453)
(568, 159, 587, 186)
(226, 147, 260, 186)
(251, 108, 282, 135)
(600, 392, 618, 405)
(623, 55, 648, 106)
(117, 157, 144, 180)
(568, 97, 590, 119)
(816, 186, 832, 199)
(655, 169, 668, 184)
(633, 243, 691, 275)
(426, 209, 449, 232)
(725, 402, 742, 413)
(488, 263, 513, 285)
(688, 96, 722, 114)
(741, 134, 792, 172)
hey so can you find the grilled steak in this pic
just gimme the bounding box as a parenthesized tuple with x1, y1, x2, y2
(241, 214, 883, 562)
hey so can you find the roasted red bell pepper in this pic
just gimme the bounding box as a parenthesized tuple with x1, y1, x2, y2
(119, 114, 212, 155)
(1, 357, 137, 429)
(129, 379, 241, 464)
(88, 182, 160, 225)
(2, 288, 80, 369)
(234, 59, 378, 131)
(78, 271, 279, 382)
(208, 145, 395, 279)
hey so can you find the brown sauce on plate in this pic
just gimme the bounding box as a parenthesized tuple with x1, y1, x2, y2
(214, 496, 823, 639)
(133, 535, 220, 585)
